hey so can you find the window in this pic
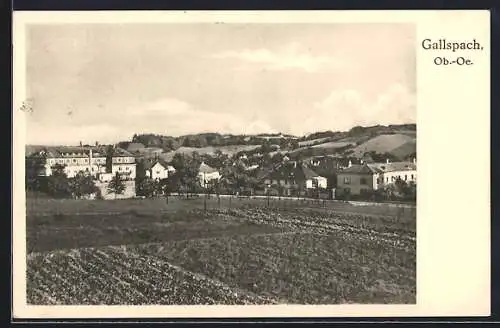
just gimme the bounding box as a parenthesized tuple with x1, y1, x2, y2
(405, 174, 408, 181)
(156, 171, 160, 175)
(343, 177, 351, 184)
(386, 177, 389, 182)
(119, 167, 122, 171)
(411, 174, 414, 180)
(360, 177, 367, 185)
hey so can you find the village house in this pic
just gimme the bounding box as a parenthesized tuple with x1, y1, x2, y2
(336, 159, 417, 196)
(198, 162, 221, 188)
(261, 161, 327, 196)
(144, 159, 176, 181)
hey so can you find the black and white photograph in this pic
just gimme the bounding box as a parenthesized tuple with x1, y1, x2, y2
(13, 10, 490, 319)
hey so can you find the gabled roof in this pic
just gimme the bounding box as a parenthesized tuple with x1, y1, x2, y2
(144, 158, 173, 170)
(338, 164, 380, 175)
(302, 166, 321, 180)
(367, 161, 416, 173)
(199, 162, 218, 174)
(35, 146, 135, 158)
(260, 162, 324, 181)
(338, 161, 416, 175)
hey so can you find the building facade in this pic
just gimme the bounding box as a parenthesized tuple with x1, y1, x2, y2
(31, 146, 136, 181)
(198, 162, 221, 188)
(336, 159, 417, 195)
(145, 160, 176, 180)
(262, 161, 327, 196)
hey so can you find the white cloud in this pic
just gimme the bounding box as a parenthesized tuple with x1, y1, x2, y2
(295, 84, 416, 136)
(124, 98, 277, 136)
(211, 42, 342, 73)
(26, 122, 123, 146)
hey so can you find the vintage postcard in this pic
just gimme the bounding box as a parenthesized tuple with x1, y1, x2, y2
(12, 10, 490, 319)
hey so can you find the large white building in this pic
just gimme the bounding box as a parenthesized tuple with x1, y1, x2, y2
(31, 146, 137, 181)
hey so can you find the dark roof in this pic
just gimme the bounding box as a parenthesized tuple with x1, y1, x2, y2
(368, 161, 416, 173)
(32, 146, 134, 158)
(260, 162, 324, 181)
(144, 158, 171, 170)
(302, 166, 321, 179)
(338, 161, 416, 175)
(199, 162, 218, 174)
(338, 164, 379, 175)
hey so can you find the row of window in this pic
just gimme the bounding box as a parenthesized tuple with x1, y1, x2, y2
(48, 158, 107, 165)
(343, 174, 416, 185)
(267, 179, 297, 186)
(116, 166, 133, 171)
(48, 157, 134, 165)
(112, 157, 135, 163)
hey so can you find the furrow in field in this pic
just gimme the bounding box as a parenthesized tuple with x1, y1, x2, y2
(79, 248, 148, 304)
(109, 245, 277, 305)
(133, 231, 415, 304)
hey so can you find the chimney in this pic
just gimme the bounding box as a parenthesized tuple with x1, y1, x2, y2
(294, 161, 297, 168)
(386, 158, 390, 164)
(95, 141, 99, 147)
(348, 160, 352, 168)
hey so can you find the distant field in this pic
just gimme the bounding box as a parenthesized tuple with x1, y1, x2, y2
(26, 197, 416, 305)
(159, 145, 261, 161)
(351, 134, 415, 158)
(298, 137, 331, 147)
(311, 141, 355, 149)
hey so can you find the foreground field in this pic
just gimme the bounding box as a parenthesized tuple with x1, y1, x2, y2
(26, 198, 416, 305)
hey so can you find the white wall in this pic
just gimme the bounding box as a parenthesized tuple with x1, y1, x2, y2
(381, 170, 417, 185)
(198, 171, 220, 187)
(111, 164, 136, 180)
(95, 180, 136, 199)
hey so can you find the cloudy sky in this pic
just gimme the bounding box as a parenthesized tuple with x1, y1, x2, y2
(25, 23, 416, 145)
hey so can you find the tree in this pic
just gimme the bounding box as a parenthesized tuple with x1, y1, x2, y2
(170, 154, 201, 197)
(45, 164, 72, 198)
(69, 172, 98, 199)
(136, 176, 157, 197)
(25, 153, 47, 192)
(107, 172, 126, 199)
